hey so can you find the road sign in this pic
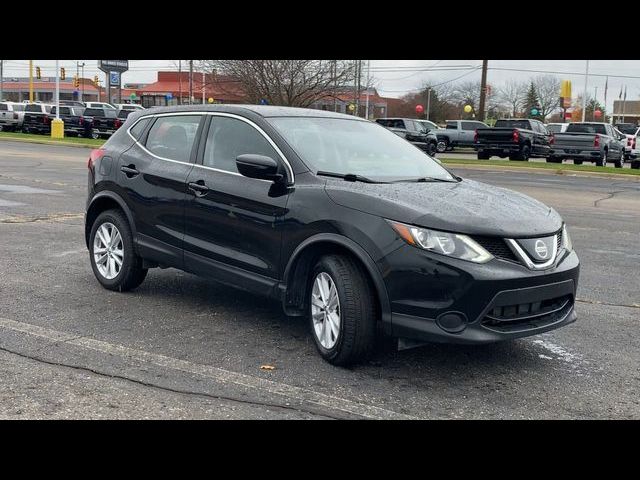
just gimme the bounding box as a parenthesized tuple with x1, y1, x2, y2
(109, 72, 120, 86)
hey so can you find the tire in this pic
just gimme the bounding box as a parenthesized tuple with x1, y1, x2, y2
(22, 127, 29, 134)
(595, 155, 605, 167)
(308, 254, 377, 366)
(89, 209, 148, 292)
(574, 159, 583, 165)
(477, 152, 490, 160)
(614, 151, 624, 168)
(427, 141, 437, 157)
(0, 125, 4, 132)
(436, 138, 449, 153)
(546, 156, 562, 164)
(91, 131, 100, 140)
(632, 160, 640, 169)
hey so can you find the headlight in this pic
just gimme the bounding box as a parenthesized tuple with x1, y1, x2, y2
(387, 220, 493, 263)
(562, 223, 573, 252)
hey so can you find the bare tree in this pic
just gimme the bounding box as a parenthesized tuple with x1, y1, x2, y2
(198, 60, 355, 107)
(452, 80, 482, 114)
(533, 75, 561, 120)
(498, 79, 527, 117)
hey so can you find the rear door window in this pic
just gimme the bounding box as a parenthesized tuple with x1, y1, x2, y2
(446, 121, 458, 129)
(145, 115, 203, 162)
(461, 121, 477, 130)
(130, 118, 151, 139)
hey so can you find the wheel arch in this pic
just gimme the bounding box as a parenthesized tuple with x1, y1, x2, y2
(85, 191, 136, 249)
(281, 233, 392, 331)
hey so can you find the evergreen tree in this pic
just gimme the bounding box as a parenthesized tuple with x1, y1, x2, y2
(524, 82, 541, 119)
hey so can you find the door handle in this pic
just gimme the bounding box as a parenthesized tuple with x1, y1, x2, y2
(120, 165, 139, 177)
(188, 181, 209, 196)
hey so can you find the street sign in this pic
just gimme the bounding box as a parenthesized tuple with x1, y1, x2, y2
(98, 60, 129, 73)
(109, 72, 120, 86)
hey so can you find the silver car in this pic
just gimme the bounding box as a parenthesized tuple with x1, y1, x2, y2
(0, 102, 26, 131)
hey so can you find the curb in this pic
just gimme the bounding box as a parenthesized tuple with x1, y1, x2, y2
(0, 136, 102, 149)
(442, 162, 640, 182)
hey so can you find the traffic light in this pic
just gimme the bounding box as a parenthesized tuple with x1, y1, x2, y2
(60, 67, 66, 80)
(74, 76, 80, 88)
(93, 75, 99, 86)
(36, 66, 41, 79)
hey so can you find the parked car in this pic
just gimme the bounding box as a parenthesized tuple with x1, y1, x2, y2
(613, 122, 637, 135)
(21, 103, 54, 134)
(475, 118, 551, 160)
(60, 100, 86, 107)
(548, 122, 626, 167)
(49, 106, 93, 138)
(416, 119, 439, 132)
(375, 117, 438, 156)
(0, 102, 26, 131)
(117, 109, 135, 120)
(85, 105, 579, 365)
(545, 123, 569, 134)
(82, 108, 123, 138)
(433, 119, 489, 152)
(114, 103, 145, 111)
(84, 102, 116, 110)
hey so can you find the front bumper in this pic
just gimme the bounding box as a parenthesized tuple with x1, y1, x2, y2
(382, 244, 580, 344)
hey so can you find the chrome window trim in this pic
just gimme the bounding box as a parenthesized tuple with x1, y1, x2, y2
(126, 111, 295, 184)
(505, 235, 558, 270)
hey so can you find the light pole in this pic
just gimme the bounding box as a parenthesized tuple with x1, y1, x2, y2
(51, 60, 63, 139)
(79, 62, 85, 102)
(0, 60, 3, 101)
(581, 60, 589, 122)
(426, 87, 432, 121)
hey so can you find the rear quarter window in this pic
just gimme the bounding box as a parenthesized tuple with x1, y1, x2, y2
(129, 117, 151, 139)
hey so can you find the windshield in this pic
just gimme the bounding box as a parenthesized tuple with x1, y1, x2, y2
(546, 124, 563, 133)
(268, 117, 455, 182)
(615, 124, 637, 134)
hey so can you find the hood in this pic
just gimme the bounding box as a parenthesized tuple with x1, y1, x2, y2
(324, 178, 562, 238)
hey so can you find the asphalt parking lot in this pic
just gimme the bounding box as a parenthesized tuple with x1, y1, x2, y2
(0, 140, 638, 419)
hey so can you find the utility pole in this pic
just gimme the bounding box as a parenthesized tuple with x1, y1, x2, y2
(0, 60, 3, 101)
(477, 59, 488, 122)
(333, 60, 338, 112)
(178, 60, 182, 105)
(29, 60, 34, 102)
(581, 60, 589, 122)
(593, 86, 598, 121)
(354, 60, 361, 117)
(79, 62, 85, 103)
(202, 70, 205, 105)
(364, 60, 371, 119)
(426, 87, 432, 121)
(189, 60, 193, 105)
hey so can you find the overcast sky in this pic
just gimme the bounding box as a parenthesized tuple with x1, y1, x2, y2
(2, 60, 638, 111)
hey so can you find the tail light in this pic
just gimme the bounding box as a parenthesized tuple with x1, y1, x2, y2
(633, 138, 637, 150)
(44, 116, 50, 124)
(627, 137, 632, 147)
(474, 129, 478, 143)
(114, 118, 122, 129)
(550, 133, 555, 145)
(13, 113, 18, 120)
(79, 116, 84, 126)
(594, 134, 600, 148)
(88, 148, 105, 170)
(512, 129, 520, 142)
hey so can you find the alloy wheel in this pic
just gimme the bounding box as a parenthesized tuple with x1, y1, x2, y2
(311, 272, 341, 349)
(93, 222, 124, 280)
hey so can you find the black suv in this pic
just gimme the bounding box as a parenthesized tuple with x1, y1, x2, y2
(85, 105, 580, 365)
(375, 117, 438, 156)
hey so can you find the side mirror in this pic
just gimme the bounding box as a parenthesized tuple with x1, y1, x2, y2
(236, 154, 283, 182)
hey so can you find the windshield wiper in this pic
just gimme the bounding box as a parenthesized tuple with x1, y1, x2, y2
(316, 171, 388, 184)
(391, 176, 459, 183)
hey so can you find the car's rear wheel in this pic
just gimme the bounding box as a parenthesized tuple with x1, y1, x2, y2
(436, 138, 449, 153)
(574, 159, 583, 165)
(615, 151, 624, 168)
(91, 131, 100, 140)
(427, 141, 437, 157)
(309, 254, 376, 366)
(477, 152, 490, 160)
(89, 209, 147, 292)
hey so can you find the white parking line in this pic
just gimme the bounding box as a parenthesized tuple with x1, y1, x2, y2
(0, 317, 415, 420)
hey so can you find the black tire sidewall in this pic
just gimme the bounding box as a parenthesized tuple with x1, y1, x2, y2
(89, 210, 137, 290)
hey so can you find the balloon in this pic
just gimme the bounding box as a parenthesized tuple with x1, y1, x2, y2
(594, 109, 602, 118)
(208, 97, 214, 104)
(464, 105, 472, 113)
(415, 104, 424, 114)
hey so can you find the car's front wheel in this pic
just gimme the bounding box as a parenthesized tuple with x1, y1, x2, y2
(614, 151, 624, 168)
(309, 254, 376, 366)
(89, 209, 147, 291)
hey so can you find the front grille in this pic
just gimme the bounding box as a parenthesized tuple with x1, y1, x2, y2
(556, 229, 563, 252)
(481, 294, 573, 333)
(472, 236, 520, 263)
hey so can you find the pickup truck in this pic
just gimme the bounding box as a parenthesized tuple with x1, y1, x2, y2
(375, 118, 438, 156)
(0, 102, 26, 131)
(433, 119, 489, 152)
(474, 118, 551, 160)
(548, 122, 626, 167)
(82, 108, 123, 138)
(21, 103, 54, 134)
(49, 106, 93, 138)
